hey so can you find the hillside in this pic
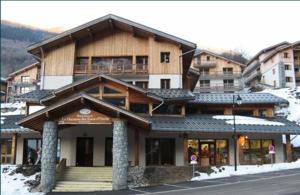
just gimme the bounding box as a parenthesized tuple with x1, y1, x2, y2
(1, 20, 57, 77)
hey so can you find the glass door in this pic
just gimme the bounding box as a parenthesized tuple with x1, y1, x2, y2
(200, 142, 216, 166)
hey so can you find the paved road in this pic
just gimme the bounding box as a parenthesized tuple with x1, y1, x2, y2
(48, 168, 300, 195)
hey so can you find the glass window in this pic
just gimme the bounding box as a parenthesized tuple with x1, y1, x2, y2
(188, 139, 199, 163)
(146, 138, 175, 166)
(130, 104, 149, 113)
(20, 87, 30, 94)
(103, 86, 121, 94)
(135, 81, 148, 89)
(153, 104, 181, 115)
(200, 80, 210, 87)
(103, 97, 125, 107)
(160, 52, 170, 63)
(216, 140, 229, 165)
(223, 68, 233, 74)
(1, 139, 13, 164)
(136, 56, 148, 65)
(160, 79, 170, 89)
(21, 76, 30, 83)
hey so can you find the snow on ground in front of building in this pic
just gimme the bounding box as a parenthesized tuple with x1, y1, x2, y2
(192, 159, 300, 181)
(1, 165, 43, 195)
(213, 115, 285, 126)
(260, 87, 300, 147)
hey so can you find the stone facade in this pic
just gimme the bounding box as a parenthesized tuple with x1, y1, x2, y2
(41, 121, 58, 192)
(112, 119, 128, 190)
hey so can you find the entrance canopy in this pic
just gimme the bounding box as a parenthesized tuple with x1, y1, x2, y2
(17, 93, 151, 131)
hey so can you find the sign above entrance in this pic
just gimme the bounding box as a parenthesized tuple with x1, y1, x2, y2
(58, 108, 112, 125)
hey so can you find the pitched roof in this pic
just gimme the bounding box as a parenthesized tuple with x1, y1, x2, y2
(28, 14, 196, 54)
(189, 93, 288, 105)
(247, 41, 290, 65)
(194, 49, 246, 67)
(1, 115, 33, 134)
(18, 89, 54, 104)
(8, 62, 40, 78)
(18, 93, 151, 131)
(150, 114, 300, 134)
(148, 89, 195, 101)
(262, 41, 300, 63)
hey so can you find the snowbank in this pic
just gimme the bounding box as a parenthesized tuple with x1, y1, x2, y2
(1, 165, 44, 195)
(192, 160, 300, 181)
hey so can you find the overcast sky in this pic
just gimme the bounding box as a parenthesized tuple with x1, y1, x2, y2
(2, 1, 300, 57)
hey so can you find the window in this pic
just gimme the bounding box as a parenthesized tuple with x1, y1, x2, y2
(146, 138, 175, 166)
(103, 98, 125, 107)
(285, 64, 291, 70)
(284, 52, 289, 58)
(160, 79, 170, 89)
(130, 104, 149, 113)
(223, 79, 234, 88)
(153, 104, 181, 115)
(23, 138, 61, 164)
(85, 86, 100, 95)
(223, 68, 233, 74)
(20, 87, 30, 94)
(103, 86, 121, 94)
(135, 81, 148, 89)
(136, 56, 148, 65)
(286, 77, 293, 82)
(160, 52, 170, 63)
(1, 139, 13, 164)
(199, 68, 209, 75)
(200, 80, 210, 87)
(75, 57, 89, 72)
(272, 69, 276, 75)
(206, 56, 211, 61)
(92, 57, 133, 73)
(239, 139, 274, 165)
(21, 76, 30, 83)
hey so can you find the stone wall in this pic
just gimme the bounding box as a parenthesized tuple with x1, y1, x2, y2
(128, 166, 204, 188)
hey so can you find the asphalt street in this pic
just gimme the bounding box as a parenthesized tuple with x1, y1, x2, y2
(48, 168, 300, 195)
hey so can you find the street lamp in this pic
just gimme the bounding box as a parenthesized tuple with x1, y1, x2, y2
(232, 94, 242, 171)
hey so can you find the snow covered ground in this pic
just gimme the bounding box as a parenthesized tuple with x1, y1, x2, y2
(261, 87, 300, 147)
(192, 159, 300, 181)
(1, 165, 43, 195)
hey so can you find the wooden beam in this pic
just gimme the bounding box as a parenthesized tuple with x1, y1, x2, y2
(134, 129, 140, 166)
(12, 133, 17, 164)
(286, 134, 292, 162)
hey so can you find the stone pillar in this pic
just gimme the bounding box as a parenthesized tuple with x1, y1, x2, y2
(286, 134, 292, 162)
(112, 119, 128, 190)
(41, 121, 58, 193)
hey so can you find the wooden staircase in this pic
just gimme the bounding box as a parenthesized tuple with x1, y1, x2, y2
(53, 167, 113, 192)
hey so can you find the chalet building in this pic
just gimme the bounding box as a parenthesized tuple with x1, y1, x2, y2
(6, 62, 41, 102)
(243, 41, 300, 88)
(1, 15, 300, 192)
(192, 50, 246, 93)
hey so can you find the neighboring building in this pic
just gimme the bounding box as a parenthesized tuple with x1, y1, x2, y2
(6, 62, 41, 102)
(1, 15, 299, 192)
(243, 41, 300, 88)
(1, 78, 7, 103)
(192, 50, 246, 93)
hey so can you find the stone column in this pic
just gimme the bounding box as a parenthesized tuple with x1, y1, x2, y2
(112, 119, 128, 190)
(41, 121, 58, 193)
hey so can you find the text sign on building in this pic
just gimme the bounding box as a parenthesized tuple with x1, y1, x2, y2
(58, 108, 112, 125)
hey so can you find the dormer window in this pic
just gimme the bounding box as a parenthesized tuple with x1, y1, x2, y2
(160, 52, 170, 63)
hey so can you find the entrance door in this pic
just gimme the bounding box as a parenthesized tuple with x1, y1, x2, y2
(199, 142, 216, 166)
(76, 138, 93, 167)
(105, 137, 112, 166)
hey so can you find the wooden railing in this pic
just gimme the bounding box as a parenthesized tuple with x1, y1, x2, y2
(74, 64, 148, 75)
(199, 71, 242, 77)
(193, 60, 217, 68)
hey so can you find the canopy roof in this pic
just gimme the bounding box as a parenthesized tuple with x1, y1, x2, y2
(17, 93, 151, 131)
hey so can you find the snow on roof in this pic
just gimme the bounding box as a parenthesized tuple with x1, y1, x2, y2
(213, 115, 285, 126)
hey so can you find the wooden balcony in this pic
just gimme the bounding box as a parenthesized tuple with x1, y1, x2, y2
(74, 64, 148, 75)
(198, 83, 243, 92)
(193, 60, 217, 68)
(7, 79, 38, 87)
(199, 71, 242, 79)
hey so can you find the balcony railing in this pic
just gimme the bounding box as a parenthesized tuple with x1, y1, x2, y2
(244, 69, 261, 84)
(280, 57, 293, 63)
(7, 79, 38, 87)
(74, 63, 148, 75)
(197, 83, 243, 92)
(199, 71, 242, 79)
(193, 60, 217, 68)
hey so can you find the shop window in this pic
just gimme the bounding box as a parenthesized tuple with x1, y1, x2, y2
(223, 79, 234, 88)
(188, 139, 199, 163)
(153, 104, 181, 115)
(160, 79, 170, 89)
(136, 81, 148, 89)
(239, 139, 274, 165)
(103, 97, 125, 107)
(130, 104, 149, 113)
(1, 139, 13, 164)
(160, 52, 170, 63)
(146, 138, 175, 166)
(216, 140, 229, 165)
(23, 138, 61, 164)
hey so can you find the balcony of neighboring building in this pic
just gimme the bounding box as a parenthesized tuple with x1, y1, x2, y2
(242, 60, 260, 76)
(198, 69, 242, 79)
(73, 56, 149, 78)
(193, 60, 217, 68)
(244, 69, 261, 84)
(197, 79, 243, 93)
(7, 77, 39, 88)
